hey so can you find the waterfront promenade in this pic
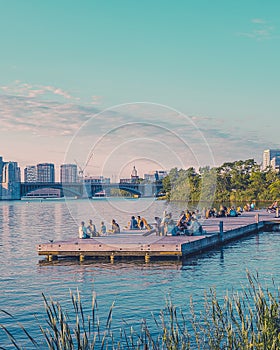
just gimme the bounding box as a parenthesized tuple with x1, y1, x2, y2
(37, 210, 280, 262)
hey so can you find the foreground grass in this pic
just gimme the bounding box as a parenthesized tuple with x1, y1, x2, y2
(1, 271, 280, 349)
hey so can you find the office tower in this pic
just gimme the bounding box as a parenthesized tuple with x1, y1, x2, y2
(0, 156, 3, 183)
(60, 164, 78, 183)
(24, 165, 37, 182)
(37, 163, 55, 182)
(263, 149, 280, 170)
(270, 156, 280, 172)
(1, 161, 21, 199)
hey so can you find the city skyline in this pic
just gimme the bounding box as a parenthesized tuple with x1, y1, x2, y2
(0, 1, 279, 177)
(1, 147, 278, 184)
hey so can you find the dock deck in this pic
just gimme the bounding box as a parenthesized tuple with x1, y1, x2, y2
(37, 210, 280, 262)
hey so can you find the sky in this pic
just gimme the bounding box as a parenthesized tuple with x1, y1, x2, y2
(0, 0, 279, 180)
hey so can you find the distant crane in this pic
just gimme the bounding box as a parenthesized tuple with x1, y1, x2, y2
(74, 151, 94, 181)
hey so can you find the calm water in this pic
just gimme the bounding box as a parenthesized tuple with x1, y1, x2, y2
(0, 198, 279, 348)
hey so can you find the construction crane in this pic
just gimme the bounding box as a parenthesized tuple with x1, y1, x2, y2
(74, 151, 94, 181)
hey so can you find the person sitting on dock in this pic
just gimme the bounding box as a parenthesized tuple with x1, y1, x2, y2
(267, 201, 278, 213)
(79, 221, 90, 239)
(188, 217, 203, 235)
(176, 211, 189, 234)
(87, 219, 97, 237)
(217, 205, 226, 217)
(228, 206, 238, 217)
(243, 203, 251, 212)
(236, 206, 243, 215)
(161, 211, 172, 235)
(130, 216, 138, 230)
(154, 216, 162, 235)
(144, 218, 153, 230)
(137, 216, 144, 230)
(111, 219, 120, 233)
(99, 221, 107, 235)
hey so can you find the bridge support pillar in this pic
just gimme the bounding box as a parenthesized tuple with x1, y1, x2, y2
(110, 253, 114, 263)
(255, 213, 259, 223)
(219, 221, 223, 240)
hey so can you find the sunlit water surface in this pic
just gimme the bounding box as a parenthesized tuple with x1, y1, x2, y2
(0, 198, 279, 348)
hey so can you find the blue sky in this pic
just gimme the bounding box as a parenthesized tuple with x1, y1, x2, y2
(0, 0, 279, 179)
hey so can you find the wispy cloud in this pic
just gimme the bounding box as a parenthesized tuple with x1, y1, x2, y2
(0, 81, 80, 101)
(91, 95, 102, 105)
(0, 94, 97, 136)
(0, 88, 275, 173)
(237, 18, 275, 40)
(251, 18, 266, 24)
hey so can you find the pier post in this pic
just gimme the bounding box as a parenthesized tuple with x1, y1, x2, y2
(110, 253, 114, 263)
(255, 213, 259, 223)
(145, 253, 150, 263)
(219, 221, 223, 240)
(276, 208, 279, 218)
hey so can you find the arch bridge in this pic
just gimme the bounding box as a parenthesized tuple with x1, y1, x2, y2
(20, 182, 84, 198)
(20, 181, 163, 198)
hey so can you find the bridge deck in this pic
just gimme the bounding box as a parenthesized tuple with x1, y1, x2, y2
(37, 210, 280, 262)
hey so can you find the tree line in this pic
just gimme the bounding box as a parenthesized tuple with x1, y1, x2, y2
(162, 159, 280, 203)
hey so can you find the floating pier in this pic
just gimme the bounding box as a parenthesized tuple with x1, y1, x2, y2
(37, 210, 280, 263)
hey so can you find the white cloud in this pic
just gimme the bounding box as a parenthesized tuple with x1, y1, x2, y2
(0, 91, 276, 175)
(251, 18, 266, 24)
(237, 18, 275, 40)
(0, 81, 78, 101)
(0, 94, 97, 136)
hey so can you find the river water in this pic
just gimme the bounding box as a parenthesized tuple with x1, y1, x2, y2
(0, 198, 279, 348)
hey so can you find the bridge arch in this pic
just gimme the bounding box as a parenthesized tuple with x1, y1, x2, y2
(20, 183, 83, 198)
(118, 185, 142, 197)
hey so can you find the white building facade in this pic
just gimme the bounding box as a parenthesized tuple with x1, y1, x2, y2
(263, 149, 280, 170)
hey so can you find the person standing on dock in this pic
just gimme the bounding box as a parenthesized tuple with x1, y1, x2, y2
(79, 221, 90, 239)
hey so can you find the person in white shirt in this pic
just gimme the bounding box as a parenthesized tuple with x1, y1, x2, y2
(79, 221, 90, 239)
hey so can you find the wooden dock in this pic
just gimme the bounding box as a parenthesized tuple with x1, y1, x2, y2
(37, 210, 280, 262)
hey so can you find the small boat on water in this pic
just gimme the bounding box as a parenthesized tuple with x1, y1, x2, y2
(92, 190, 107, 198)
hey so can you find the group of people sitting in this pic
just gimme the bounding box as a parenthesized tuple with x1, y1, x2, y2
(79, 219, 114, 238)
(78, 219, 100, 239)
(78, 215, 153, 239)
(204, 205, 243, 219)
(155, 209, 203, 236)
(127, 215, 152, 230)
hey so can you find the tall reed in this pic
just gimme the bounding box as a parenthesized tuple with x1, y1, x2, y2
(1, 271, 280, 349)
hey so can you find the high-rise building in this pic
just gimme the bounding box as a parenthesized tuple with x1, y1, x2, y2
(37, 163, 55, 182)
(0, 156, 3, 183)
(60, 164, 78, 183)
(271, 156, 280, 172)
(24, 165, 37, 182)
(263, 149, 280, 170)
(1, 160, 21, 200)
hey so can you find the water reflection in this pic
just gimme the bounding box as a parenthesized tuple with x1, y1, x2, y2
(220, 248, 224, 265)
(1, 199, 280, 348)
